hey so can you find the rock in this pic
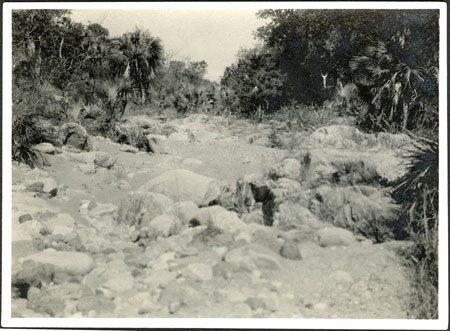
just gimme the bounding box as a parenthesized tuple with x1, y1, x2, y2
(77, 295, 115, 315)
(212, 210, 247, 233)
(167, 132, 188, 142)
(313, 302, 328, 310)
(13, 220, 43, 242)
(18, 214, 33, 224)
(143, 214, 180, 237)
(120, 144, 139, 154)
(268, 158, 301, 180)
(193, 205, 247, 233)
(312, 185, 399, 241)
(22, 249, 94, 275)
(33, 143, 55, 154)
(26, 182, 44, 192)
(117, 192, 175, 227)
(76, 227, 97, 246)
(242, 208, 265, 225)
(146, 135, 167, 154)
(79, 200, 98, 216)
(252, 229, 283, 254)
(138, 169, 222, 206)
(317, 227, 357, 247)
(245, 297, 266, 311)
(40, 178, 58, 196)
(251, 136, 271, 147)
(84, 261, 134, 294)
(62, 145, 81, 153)
(184, 263, 213, 282)
(78, 163, 96, 174)
(61, 122, 90, 150)
(43, 214, 75, 235)
(88, 203, 117, 220)
(280, 240, 302, 260)
(168, 301, 182, 314)
(174, 201, 199, 224)
(94, 152, 116, 169)
(12, 260, 55, 289)
(275, 202, 324, 231)
(234, 231, 252, 244)
(117, 179, 131, 190)
(27, 288, 65, 317)
(225, 243, 282, 272)
(103, 272, 134, 293)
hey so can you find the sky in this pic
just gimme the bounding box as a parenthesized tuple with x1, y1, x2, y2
(70, 10, 267, 81)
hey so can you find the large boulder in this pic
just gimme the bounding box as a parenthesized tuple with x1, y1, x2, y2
(138, 169, 223, 206)
(60, 122, 91, 151)
(310, 185, 399, 241)
(274, 201, 325, 231)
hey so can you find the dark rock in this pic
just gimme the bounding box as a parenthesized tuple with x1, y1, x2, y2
(26, 182, 44, 192)
(61, 122, 90, 151)
(19, 214, 33, 224)
(245, 297, 266, 311)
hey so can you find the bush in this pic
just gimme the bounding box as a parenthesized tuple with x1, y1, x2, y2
(12, 115, 48, 168)
(392, 136, 438, 318)
(272, 102, 347, 131)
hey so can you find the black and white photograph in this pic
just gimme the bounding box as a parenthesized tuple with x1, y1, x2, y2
(2, 2, 448, 329)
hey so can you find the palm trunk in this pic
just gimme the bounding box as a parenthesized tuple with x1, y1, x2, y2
(402, 103, 409, 131)
(140, 82, 146, 105)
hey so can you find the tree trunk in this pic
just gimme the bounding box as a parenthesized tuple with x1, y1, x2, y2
(402, 103, 409, 131)
(34, 39, 42, 80)
(59, 37, 64, 58)
(140, 82, 146, 105)
(321, 72, 328, 89)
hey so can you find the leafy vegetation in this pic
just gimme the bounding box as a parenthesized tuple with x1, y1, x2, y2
(393, 137, 439, 318)
(12, 115, 48, 168)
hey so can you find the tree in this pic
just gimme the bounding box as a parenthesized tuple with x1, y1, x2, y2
(110, 29, 163, 104)
(221, 46, 284, 116)
(350, 28, 438, 131)
(255, 9, 439, 106)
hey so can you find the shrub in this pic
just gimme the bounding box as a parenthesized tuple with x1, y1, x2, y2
(392, 136, 438, 318)
(92, 78, 133, 138)
(12, 115, 48, 168)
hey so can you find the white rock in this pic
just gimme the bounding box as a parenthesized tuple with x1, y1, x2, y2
(120, 144, 139, 154)
(184, 263, 213, 282)
(167, 132, 188, 142)
(174, 201, 199, 224)
(78, 163, 96, 174)
(33, 143, 55, 154)
(146, 214, 179, 237)
(317, 227, 357, 247)
(22, 249, 94, 275)
(138, 169, 222, 206)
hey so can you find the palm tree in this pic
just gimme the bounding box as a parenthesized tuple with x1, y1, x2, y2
(94, 77, 133, 137)
(350, 28, 435, 131)
(109, 29, 163, 104)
